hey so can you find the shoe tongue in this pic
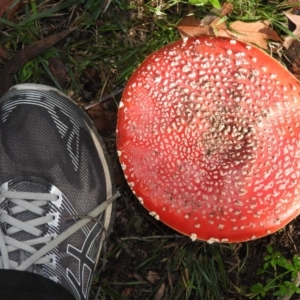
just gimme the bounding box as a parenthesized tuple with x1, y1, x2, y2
(10, 177, 50, 194)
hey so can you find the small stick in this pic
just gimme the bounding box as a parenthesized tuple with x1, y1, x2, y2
(115, 236, 136, 258)
(83, 88, 124, 110)
(65, 215, 100, 222)
(121, 234, 185, 241)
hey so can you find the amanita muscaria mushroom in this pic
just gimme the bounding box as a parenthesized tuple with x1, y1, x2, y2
(117, 36, 300, 243)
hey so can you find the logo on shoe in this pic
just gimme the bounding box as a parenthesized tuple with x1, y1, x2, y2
(66, 222, 103, 300)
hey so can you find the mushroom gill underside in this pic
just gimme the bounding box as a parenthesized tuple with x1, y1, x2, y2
(117, 36, 300, 243)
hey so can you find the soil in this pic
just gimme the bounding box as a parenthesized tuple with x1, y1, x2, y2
(2, 2, 300, 299)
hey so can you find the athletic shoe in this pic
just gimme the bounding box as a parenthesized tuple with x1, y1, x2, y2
(0, 84, 118, 300)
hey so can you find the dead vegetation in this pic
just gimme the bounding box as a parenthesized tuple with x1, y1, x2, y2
(2, 1, 300, 300)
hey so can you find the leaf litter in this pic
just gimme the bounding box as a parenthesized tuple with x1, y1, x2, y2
(283, 10, 300, 49)
(0, 28, 76, 97)
(177, 3, 282, 50)
(0, 0, 26, 20)
(2, 2, 300, 300)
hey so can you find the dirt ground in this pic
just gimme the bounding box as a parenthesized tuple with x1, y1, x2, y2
(2, 2, 300, 299)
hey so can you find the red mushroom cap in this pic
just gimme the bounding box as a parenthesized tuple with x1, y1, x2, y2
(117, 36, 300, 243)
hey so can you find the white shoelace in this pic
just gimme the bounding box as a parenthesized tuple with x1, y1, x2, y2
(0, 190, 120, 271)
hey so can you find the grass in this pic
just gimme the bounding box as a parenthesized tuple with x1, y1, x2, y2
(1, 0, 300, 300)
(1, 0, 293, 97)
(96, 237, 231, 299)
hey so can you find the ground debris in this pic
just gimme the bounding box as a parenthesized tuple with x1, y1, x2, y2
(0, 28, 76, 98)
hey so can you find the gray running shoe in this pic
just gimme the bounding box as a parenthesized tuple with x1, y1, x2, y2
(0, 84, 118, 300)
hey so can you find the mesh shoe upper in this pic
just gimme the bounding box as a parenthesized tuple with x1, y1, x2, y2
(0, 84, 117, 300)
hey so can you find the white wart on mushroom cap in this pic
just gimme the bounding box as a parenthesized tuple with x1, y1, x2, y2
(117, 36, 300, 243)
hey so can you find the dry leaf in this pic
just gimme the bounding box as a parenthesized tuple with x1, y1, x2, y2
(177, 3, 232, 38)
(178, 12, 282, 50)
(286, 0, 300, 10)
(0, 0, 14, 17)
(121, 287, 132, 297)
(48, 57, 67, 88)
(86, 105, 116, 134)
(0, 0, 26, 20)
(0, 45, 8, 59)
(200, 2, 233, 26)
(177, 16, 209, 37)
(146, 270, 160, 284)
(284, 40, 300, 79)
(283, 11, 300, 49)
(0, 28, 76, 97)
(153, 283, 165, 300)
(200, 4, 228, 26)
(218, 20, 282, 50)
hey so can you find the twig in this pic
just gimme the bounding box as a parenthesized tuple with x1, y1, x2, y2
(83, 88, 124, 110)
(115, 236, 136, 258)
(0, 28, 76, 98)
(287, 230, 298, 254)
(93, 235, 108, 300)
(132, 272, 152, 286)
(121, 234, 185, 241)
